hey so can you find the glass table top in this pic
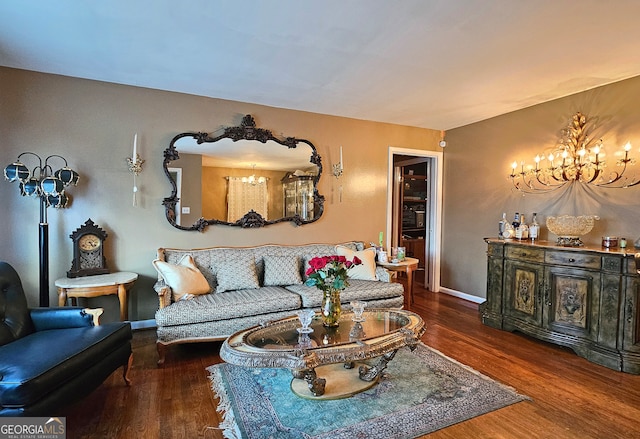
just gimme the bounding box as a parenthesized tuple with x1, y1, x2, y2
(244, 310, 410, 351)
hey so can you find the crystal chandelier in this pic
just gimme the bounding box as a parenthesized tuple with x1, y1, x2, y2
(242, 164, 266, 185)
(509, 112, 639, 193)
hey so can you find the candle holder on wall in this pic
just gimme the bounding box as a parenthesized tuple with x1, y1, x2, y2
(332, 145, 344, 179)
(332, 146, 344, 202)
(127, 154, 144, 176)
(127, 133, 145, 206)
(332, 162, 343, 178)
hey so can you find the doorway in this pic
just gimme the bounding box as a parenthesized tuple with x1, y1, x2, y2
(386, 147, 442, 292)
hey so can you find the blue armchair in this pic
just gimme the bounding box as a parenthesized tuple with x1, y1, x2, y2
(0, 261, 133, 416)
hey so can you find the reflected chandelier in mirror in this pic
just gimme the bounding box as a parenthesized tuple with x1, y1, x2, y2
(163, 115, 324, 231)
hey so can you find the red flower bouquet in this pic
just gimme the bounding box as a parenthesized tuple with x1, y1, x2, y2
(305, 255, 361, 326)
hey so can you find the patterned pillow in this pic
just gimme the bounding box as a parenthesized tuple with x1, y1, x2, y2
(152, 254, 211, 301)
(263, 255, 302, 286)
(211, 257, 260, 293)
(335, 245, 378, 281)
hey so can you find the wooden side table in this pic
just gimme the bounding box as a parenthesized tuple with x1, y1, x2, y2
(55, 272, 138, 321)
(376, 257, 419, 308)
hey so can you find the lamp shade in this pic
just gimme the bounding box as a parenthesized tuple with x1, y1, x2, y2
(41, 176, 64, 196)
(55, 167, 80, 186)
(46, 192, 69, 208)
(4, 162, 29, 182)
(19, 177, 41, 197)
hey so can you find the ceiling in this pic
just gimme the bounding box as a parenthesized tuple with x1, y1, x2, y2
(2, 1, 640, 130)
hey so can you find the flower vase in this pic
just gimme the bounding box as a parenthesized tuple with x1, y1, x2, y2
(321, 289, 342, 327)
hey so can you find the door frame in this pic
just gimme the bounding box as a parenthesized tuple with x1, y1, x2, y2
(386, 147, 443, 292)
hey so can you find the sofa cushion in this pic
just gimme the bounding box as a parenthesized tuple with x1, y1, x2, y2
(0, 323, 131, 407)
(153, 254, 210, 301)
(155, 286, 302, 327)
(211, 257, 260, 293)
(285, 279, 404, 308)
(335, 245, 378, 281)
(263, 255, 302, 286)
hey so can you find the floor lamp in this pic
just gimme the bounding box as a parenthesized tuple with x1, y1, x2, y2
(4, 153, 79, 307)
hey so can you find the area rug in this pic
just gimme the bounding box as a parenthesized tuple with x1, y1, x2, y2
(207, 343, 529, 439)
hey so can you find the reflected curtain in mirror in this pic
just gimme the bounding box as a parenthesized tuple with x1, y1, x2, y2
(227, 177, 268, 222)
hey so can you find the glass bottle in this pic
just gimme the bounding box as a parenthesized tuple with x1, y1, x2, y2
(529, 213, 539, 241)
(515, 214, 527, 239)
(503, 222, 515, 239)
(512, 212, 520, 229)
(520, 214, 529, 239)
(499, 212, 507, 239)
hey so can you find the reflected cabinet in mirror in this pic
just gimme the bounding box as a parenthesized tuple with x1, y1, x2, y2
(163, 115, 324, 231)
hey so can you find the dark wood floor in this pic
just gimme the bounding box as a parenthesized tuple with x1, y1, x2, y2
(65, 284, 640, 438)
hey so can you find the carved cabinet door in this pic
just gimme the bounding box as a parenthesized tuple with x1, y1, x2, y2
(622, 275, 640, 354)
(504, 260, 544, 327)
(544, 266, 601, 339)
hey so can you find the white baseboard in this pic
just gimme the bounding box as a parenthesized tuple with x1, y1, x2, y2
(437, 287, 485, 304)
(130, 319, 156, 330)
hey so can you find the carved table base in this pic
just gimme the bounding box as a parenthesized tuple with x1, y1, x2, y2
(290, 361, 381, 400)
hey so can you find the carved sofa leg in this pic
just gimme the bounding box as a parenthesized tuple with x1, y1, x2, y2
(157, 342, 166, 367)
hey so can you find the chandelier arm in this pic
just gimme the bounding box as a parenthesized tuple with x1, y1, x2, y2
(534, 172, 565, 188)
(512, 180, 568, 194)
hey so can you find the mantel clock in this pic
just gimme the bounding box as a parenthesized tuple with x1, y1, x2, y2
(67, 219, 109, 278)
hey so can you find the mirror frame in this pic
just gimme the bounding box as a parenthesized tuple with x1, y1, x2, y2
(162, 115, 325, 231)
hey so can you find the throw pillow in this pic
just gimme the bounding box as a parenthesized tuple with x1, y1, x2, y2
(263, 255, 302, 286)
(335, 245, 378, 281)
(211, 257, 260, 293)
(152, 254, 210, 302)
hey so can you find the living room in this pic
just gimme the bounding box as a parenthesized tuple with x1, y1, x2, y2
(2, 2, 640, 438)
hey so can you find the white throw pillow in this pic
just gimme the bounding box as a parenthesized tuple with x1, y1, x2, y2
(211, 257, 260, 293)
(335, 245, 378, 281)
(263, 255, 302, 286)
(153, 254, 210, 302)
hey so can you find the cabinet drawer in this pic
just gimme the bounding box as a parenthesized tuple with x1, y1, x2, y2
(625, 256, 640, 275)
(505, 246, 544, 263)
(487, 243, 504, 258)
(602, 256, 622, 273)
(545, 251, 600, 269)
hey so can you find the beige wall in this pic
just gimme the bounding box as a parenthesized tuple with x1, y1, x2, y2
(0, 66, 439, 321)
(443, 75, 640, 298)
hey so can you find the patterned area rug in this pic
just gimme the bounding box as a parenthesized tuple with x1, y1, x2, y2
(208, 343, 529, 439)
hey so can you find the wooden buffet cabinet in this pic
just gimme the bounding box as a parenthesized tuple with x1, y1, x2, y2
(482, 238, 640, 374)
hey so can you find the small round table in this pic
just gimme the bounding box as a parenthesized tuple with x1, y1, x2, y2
(55, 272, 138, 321)
(376, 257, 419, 308)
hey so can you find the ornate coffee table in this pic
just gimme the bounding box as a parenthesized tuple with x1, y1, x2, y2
(220, 309, 425, 399)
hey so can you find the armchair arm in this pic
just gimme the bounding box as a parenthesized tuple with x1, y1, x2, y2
(375, 266, 392, 282)
(154, 279, 172, 309)
(29, 307, 95, 331)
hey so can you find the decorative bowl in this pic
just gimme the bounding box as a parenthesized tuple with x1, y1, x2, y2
(546, 215, 599, 246)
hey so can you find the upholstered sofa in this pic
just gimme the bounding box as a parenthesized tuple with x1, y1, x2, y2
(153, 241, 404, 365)
(0, 261, 133, 417)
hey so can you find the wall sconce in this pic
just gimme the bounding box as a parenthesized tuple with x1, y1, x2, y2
(332, 146, 344, 178)
(126, 133, 145, 206)
(332, 146, 344, 202)
(510, 112, 640, 193)
(4, 153, 80, 306)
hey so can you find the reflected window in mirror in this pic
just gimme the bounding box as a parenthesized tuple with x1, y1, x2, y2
(162, 115, 324, 231)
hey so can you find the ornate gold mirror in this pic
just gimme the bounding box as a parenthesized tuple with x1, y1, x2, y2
(163, 115, 324, 231)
